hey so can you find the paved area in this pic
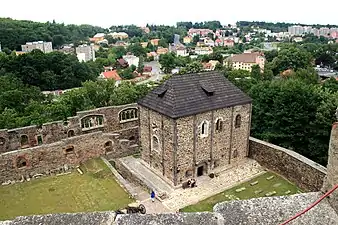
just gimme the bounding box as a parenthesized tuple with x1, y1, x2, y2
(119, 156, 174, 195)
(163, 159, 265, 211)
(117, 156, 265, 212)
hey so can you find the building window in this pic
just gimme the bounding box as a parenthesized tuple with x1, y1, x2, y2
(235, 115, 241, 128)
(81, 115, 104, 131)
(20, 135, 29, 147)
(16, 156, 27, 168)
(37, 135, 43, 145)
(215, 118, 223, 132)
(68, 130, 75, 137)
(200, 121, 209, 137)
(152, 135, 160, 153)
(119, 108, 138, 123)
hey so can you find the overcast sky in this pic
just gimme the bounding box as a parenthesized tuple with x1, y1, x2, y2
(1, 0, 337, 28)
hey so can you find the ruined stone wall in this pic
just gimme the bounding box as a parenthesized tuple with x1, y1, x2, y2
(322, 122, 338, 212)
(230, 104, 251, 163)
(249, 137, 326, 191)
(176, 116, 195, 184)
(0, 128, 139, 184)
(0, 104, 138, 154)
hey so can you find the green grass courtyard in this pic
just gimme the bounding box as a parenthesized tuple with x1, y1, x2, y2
(0, 158, 133, 220)
(181, 171, 302, 212)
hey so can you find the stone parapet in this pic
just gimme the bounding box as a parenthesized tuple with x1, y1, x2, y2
(249, 137, 326, 191)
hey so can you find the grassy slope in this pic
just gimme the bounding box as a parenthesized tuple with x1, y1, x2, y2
(0, 158, 133, 220)
(181, 171, 302, 212)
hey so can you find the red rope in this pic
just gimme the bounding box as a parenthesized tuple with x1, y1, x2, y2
(280, 184, 338, 225)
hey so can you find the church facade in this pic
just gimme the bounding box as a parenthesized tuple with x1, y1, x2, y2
(138, 72, 252, 186)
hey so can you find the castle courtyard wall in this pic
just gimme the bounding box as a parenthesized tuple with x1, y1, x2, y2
(249, 137, 326, 191)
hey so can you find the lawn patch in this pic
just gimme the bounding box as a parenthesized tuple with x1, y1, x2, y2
(180, 171, 302, 212)
(0, 158, 133, 220)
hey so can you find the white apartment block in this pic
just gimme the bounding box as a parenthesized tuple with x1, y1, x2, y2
(122, 54, 139, 67)
(21, 41, 53, 53)
(76, 44, 96, 62)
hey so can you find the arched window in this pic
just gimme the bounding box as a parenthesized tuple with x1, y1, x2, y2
(16, 156, 27, 168)
(20, 135, 29, 147)
(200, 121, 209, 137)
(119, 108, 138, 123)
(68, 130, 75, 137)
(152, 136, 159, 152)
(80, 115, 104, 131)
(235, 115, 241, 128)
(215, 118, 223, 132)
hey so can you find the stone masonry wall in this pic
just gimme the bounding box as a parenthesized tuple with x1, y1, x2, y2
(212, 107, 232, 168)
(322, 122, 338, 212)
(195, 111, 213, 169)
(230, 104, 251, 164)
(249, 137, 326, 191)
(0, 127, 139, 184)
(0, 104, 138, 154)
(162, 116, 174, 183)
(139, 106, 175, 184)
(139, 106, 150, 164)
(176, 116, 195, 184)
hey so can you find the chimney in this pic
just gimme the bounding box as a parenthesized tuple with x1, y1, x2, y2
(322, 107, 338, 212)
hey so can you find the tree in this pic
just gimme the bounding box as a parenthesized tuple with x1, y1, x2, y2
(322, 77, 338, 93)
(272, 47, 313, 74)
(249, 78, 337, 165)
(250, 65, 261, 80)
(159, 53, 176, 74)
(52, 35, 65, 49)
(119, 68, 134, 80)
(138, 56, 144, 73)
(193, 35, 200, 45)
(179, 61, 203, 74)
(127, 43, 147, 57)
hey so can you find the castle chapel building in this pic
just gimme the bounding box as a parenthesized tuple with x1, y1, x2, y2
(138, 72, 252, 186)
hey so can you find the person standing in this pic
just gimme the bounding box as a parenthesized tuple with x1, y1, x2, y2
(150, 190, 155, 202)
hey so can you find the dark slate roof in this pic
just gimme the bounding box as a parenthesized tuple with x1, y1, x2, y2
(138, 71, 252, 119)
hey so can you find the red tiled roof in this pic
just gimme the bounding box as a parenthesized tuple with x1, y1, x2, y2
(102, 70, 122, 80)
(143, 66, 152, 72)
(118, 58, 128, 66)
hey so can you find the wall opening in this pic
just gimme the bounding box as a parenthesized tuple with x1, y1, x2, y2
(233, 149, 238, 158)
(0, 137, 5, 145)
(65, 146, 75, 154)
(37, 135, 43, 145)
(81, 115, 104, 131)
(129, 136, 135, 141)
(200, 121, 209, 137)
(105, 141, 113, 152)
(215, 119, 223, 132)
(20, 135, 29, 147)
(16, 156, 27, 168)
(235, 115, 241, 128)
(119, 108, 138, 123)
(197, 166, 204, 177)
(67, 130, 75, 137)
(152, 136, 160, 153)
